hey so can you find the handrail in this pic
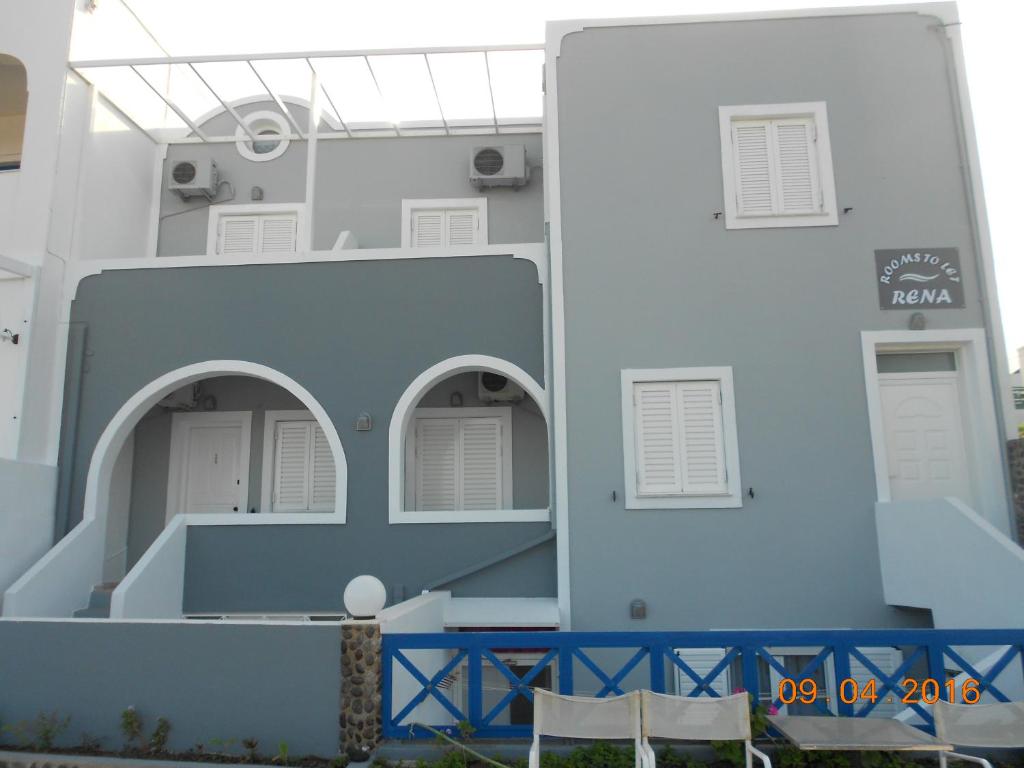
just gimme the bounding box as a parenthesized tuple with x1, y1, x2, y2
(381, 629, 1024, 740)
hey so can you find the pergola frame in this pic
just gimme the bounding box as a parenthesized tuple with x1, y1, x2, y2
(69, 44, 544, 145)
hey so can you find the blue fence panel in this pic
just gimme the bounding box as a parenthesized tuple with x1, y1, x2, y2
(380, 629, 1024, 740)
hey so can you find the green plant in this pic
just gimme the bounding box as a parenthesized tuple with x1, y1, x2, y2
(330, 755, 351, 768)
(710, 738, 745, 768)
(119, 707, 143, 751)
(456, 720, 476, 740)
(209, 737, 239, 754)
(242, 737, 260, 763)
(776, 745, 806, 768)
(148, 717, 171, 753)
(30, 712, 70, 751)
(862, 752, 917, 768)
(275, 740, 290, 765)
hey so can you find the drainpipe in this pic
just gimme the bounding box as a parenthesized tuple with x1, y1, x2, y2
(52, 321, 86, 542)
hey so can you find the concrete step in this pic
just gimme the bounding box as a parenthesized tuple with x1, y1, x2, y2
(72, 582, 118, 619)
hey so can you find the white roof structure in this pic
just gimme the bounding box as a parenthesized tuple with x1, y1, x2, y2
(70, 45, 543, 143)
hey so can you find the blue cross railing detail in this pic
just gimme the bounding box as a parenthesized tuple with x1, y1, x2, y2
(381, 629, 1024, 740)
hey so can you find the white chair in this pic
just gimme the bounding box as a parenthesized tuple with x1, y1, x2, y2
(639, 691, 772, 768)
(934, 699, 1024, 768)
(528, 689, 643, 768)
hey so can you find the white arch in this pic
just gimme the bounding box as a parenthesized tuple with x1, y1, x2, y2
(84, 360, 347, 528)
(388, 354, 549, 524)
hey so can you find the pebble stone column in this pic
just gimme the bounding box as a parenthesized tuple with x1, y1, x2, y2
(1009, 438, 1024, 543)
(340, 623, 383, 759)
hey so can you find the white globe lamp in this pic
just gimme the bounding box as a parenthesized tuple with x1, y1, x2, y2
(343, 575, 387, 619)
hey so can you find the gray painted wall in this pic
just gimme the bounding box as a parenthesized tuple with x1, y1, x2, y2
(159, 101, 543, 255)
(63, 255, 552, 612)
(555, 13, 985, 631)
(0, 620, 340, 755)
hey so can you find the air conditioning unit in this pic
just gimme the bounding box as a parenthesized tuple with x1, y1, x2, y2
(469, 145, 529, 188)
(478, 372, 525, 402)
(168, 158, 218, 199)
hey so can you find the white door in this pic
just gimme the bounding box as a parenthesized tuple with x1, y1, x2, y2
(167, 412, 251, 520)
(879, 373, 973, 505)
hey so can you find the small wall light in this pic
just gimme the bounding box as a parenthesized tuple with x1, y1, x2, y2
(355, 413, 372, 431)
(250, 185, 264, 201)
(630, 599, 647, 620)
(909, 312, 927, 331)
(450, 391, 464, 407)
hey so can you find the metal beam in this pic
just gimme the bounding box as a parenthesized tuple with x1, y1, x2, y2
(67, 68, 162, 143)
(483, 51, 499, 134)
(363, 56, 400, 137)
(247, 60, 306, 139)
(130, 65, 209, 140)
(306, 58, 351, 138)
(69, 43, 542, 69)
(187, 63, 259, 142)
(422, 53, 450, 137)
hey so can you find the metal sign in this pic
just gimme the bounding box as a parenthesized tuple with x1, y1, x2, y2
(875, 248, 964, 309)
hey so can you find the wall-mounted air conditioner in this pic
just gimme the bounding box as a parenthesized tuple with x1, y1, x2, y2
(469, 145, 529, 188)
(168, 158, 219, 199)
(478, 372, 525, 402)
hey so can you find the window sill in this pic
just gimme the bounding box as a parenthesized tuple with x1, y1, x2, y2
(389, 508, 550, 524)
(725, 212, 838, 230)
(626, 495, 743, 510)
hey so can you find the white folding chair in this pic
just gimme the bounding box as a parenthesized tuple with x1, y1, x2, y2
(639, 691, 772, 768)
(934, 699, 1024, 768)
(528, 689, 643, 768)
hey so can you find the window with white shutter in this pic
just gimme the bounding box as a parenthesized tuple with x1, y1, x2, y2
(271, 420, 335, 512)
(408, 407, 511, 512)
(719, 102, 837, 230)
(622, 367, 742, 509)
(209, 206, 303, 256)
(401, 199, 488, 248)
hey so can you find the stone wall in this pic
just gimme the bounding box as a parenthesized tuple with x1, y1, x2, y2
(1010, 439, 1024, 543)
(340, 624, 382, 759)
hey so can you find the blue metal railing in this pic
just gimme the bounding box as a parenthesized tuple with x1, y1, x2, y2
(381, 629, 1024, 740)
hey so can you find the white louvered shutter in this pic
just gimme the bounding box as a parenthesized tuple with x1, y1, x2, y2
(309, 425, 336, 511)
(772, 118, 820, 214)
(415, 418, 459, 510)
(446, 209, 479, 246)
(674, 649, 731, 697)
(218, 215, 259, 255)
(677, 381, 727, 495)
(634, 383, 683, 496)
(732, 121, 774, 217)
(460, 417, 503, 510)
(849, 648, 902, 718)
(412, 210, 444, 248)
(258, 214, 298, 253)
(274, 421, 311, 511)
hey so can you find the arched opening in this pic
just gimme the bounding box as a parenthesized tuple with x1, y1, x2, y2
(389, 355, 549, 524)
(0, 54, 27, 171)
(86, 361, 347, 584)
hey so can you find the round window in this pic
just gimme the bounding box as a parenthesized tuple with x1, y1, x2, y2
(235, 111, 290, 162)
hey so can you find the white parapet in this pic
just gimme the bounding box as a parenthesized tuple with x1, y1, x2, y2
(110, 515, 188, 619)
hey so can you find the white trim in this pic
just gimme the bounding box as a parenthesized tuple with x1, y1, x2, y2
(405, 406, 514, 512)
(205, 203, 309, 256)
(165, 410, 252, 522)
(146, 143, 168, 259)
(259, 409, 338, 514)
(718, 102, 838, 230)
(400, 198, 489, 248)
(388, 354, 549, 525)
(304, 73, 320, 253)
(620, 367, 743, 510)
(234, 110, 291, 162)
(860, 329, 1009, 533)
(85, 361, 347, 527)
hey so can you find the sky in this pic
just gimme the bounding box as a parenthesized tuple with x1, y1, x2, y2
(85, 0, 1022, 370)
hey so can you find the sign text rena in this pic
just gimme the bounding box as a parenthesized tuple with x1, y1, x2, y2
(874, 248, 964, 309)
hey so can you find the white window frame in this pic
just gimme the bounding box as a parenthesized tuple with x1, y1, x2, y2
(718, 102, 838, 230)
(235, 110, 291, 162)
(403, 406, 513, 516)
(621, 366, 742, 509)
(206, 203, 308, 256)
(400, 198, 489, 248)
(259, 409, 336, 514)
